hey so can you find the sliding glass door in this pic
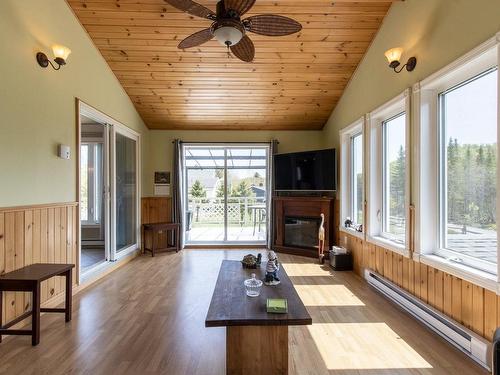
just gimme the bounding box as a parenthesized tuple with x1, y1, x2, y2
(79, 101, 141, 280)
(111, 126, 140, 259)
(184, 144, 269, 245)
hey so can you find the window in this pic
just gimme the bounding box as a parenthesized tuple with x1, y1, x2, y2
(415, 34, 499, 282)
(437, 69, 498, 273)
(339, 118, 365, 235)
(80, 142, 103, 225)
(80, 144, 89, 222)
(382, 113, 406, 244)
(367, 90, 410, 254)
(352, 134, 363, 225)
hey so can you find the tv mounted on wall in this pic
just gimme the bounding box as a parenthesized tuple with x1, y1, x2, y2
(274, 148, 336, 192)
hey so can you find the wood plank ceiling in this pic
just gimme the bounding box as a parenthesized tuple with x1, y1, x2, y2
(68, 0, 396, 130)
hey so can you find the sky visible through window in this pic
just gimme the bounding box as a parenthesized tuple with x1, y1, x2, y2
(443, 69, 497, 146)
(385, 114, 406, 162)
(441, 68, 497, 270)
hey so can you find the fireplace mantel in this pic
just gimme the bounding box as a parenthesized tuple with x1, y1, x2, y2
(273, 196, 335, 258)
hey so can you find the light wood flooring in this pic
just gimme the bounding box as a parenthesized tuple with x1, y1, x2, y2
(0, 250, 489, 374)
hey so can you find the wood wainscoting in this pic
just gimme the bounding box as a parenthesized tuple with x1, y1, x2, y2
(0, 202, 78, 327)
(141, 197, 172, 250)
(341, 230, 500, 341)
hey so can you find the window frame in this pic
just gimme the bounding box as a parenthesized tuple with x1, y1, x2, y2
(367, 90, 411, 256)
(414, 33, 500, 288)
(339, 117, 366, 239)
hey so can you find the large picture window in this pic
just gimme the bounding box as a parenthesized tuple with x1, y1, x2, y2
(339, 118, 365, 236)
(415, 35, 499, 285)
(367, 90, 410, 254)
(437, 69, 498, 272)
(382, 113, 406, 244)
(352, 133, 363, 225)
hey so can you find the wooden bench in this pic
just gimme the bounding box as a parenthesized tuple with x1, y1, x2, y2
(0, 263, 74, 346)
(142, 222, 180, 257)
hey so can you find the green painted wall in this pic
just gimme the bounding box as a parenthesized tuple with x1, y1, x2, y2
(4, 0, 498, 207)
(0, 0, 149, 207)
(323, 0, 500, 149)
(145, 130, 323, 196)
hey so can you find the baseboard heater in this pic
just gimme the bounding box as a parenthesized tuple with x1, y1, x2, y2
(364, 269, 491, 371)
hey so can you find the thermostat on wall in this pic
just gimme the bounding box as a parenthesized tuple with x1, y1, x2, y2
(58, 144, 71, 160)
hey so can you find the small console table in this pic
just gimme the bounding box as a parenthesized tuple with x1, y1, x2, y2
(142, 222, 180, 256)
(0, 263, 74, 346)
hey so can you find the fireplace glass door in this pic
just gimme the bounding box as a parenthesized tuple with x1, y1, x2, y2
(284, 216, 321, 249)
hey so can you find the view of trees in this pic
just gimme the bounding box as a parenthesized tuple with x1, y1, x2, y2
(447, 138, 497, 232)
(380, 139, 498, 235)
(215, 180, 255, 198)
(355, 173, 363, 224)
(389, 145, 406, 222)
(190, 180, 207, 198)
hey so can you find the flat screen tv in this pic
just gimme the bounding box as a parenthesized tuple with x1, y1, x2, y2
(274, 148, 336, 192)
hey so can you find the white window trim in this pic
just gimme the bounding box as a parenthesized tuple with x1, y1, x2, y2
(339, 117, 366, 239)
(367, 90, 411, 257)
(413, 32, 500, 283)
(416, 253, 498, 293)
(339, 226, 365, 240)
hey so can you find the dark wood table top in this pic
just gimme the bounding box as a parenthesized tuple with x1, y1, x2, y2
(205, 260, 312, 327)
(0, 263, 74, 283)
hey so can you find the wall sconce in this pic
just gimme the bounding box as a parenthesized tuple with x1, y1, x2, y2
(36, 45, 71, 70)
(384, 47, 417, 73)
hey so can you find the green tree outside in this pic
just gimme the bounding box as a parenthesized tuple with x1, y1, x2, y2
(190, 180, 207, 198)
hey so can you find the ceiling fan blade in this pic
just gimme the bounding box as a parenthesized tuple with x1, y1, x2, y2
(244, 15, 302, 36)
(230, 35, 255, 62)
(165, 0, 216, 20)
(178, 28, 214, 49)
(223, 0, 256, 16)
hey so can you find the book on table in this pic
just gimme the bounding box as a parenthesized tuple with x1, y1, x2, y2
(267, 298, 288, 313)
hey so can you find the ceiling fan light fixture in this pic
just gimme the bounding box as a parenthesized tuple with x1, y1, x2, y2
(166, 0, 302, 62)
(213, 25, 243, 46)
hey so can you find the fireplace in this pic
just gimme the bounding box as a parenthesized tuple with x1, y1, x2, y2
(284, 216, 321, 249)
(273, 196, 335, 258)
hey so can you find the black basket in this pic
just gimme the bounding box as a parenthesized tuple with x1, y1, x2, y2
(329, 251, 353, 271)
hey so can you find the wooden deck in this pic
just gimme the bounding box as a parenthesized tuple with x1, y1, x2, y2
(186, 225, 266, 243)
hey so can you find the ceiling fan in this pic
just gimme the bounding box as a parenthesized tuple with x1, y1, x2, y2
(165, 0, 302, 62)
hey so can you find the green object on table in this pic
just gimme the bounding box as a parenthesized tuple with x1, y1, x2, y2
(267, 298, 288, 313)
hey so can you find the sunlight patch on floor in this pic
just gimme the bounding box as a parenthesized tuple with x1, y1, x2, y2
(282, 262, 331, 277)
(308, 323, 432, 370)
(294, 284, 365, 306)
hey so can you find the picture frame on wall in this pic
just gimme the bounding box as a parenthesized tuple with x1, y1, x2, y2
(154, 171, 170, 184)
(154, 171, 171, 196)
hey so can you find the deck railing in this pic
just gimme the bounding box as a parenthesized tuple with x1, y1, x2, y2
(188, 197, 265, 225)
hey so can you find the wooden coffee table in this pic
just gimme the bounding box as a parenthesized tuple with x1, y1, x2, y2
(205, 260, 312, 375)
(0, 263, 74, 346)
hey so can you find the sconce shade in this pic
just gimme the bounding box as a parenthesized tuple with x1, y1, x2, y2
(52, 45, 71, 61)
(384, 47, 403, 64)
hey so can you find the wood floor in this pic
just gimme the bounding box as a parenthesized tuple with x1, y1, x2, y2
(0, 250, 488, 375)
